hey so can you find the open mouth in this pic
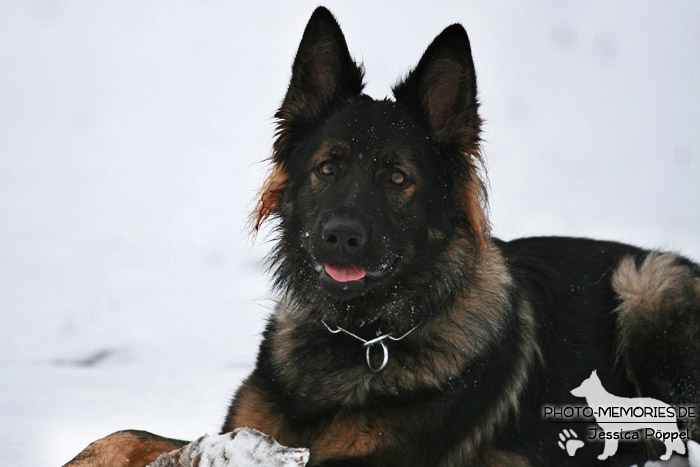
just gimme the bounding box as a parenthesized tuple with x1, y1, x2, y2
(324, 263, 366, 282)
(313, 258, 397, 298)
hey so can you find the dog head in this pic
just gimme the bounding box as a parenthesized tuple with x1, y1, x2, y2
(570, 370, 604, 399)
(253, 8, 488, 321)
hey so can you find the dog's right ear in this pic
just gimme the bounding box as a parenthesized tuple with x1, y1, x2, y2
(278, 7, 364, 126)
(252, 7, 364, 231)
(393, 23, 480, 156)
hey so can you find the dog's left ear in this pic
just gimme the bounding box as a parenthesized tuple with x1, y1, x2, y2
(394, 25, 488, 250)
(393, 24, 480, 153)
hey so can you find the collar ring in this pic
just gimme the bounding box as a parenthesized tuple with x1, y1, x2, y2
(364, 340, 389, 372)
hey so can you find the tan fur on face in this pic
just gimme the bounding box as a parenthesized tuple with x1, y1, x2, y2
(251, 149, 490, 257)
(251, 162, 288, 231)
(459, 158, 490, 253)
(310, 141, 350, 167)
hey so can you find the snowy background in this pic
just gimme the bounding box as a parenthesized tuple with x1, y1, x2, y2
(1, 1, 699, 465)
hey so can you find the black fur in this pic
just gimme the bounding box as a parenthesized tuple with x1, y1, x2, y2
(64, 7, 700, 467)
(223, 8, 700, 466)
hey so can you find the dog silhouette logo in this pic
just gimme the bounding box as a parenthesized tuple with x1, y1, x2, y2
(570, 370, 686, 461)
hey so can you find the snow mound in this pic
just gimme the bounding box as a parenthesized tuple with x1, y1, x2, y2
(689, 440, 700, 467)
(149, 428, 309, 467)
(641, 440, 700, 467)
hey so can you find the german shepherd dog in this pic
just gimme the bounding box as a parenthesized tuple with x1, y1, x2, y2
(66, 7, 700, 467)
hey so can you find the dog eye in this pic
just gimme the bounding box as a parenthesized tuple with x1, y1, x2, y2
(318, 162, 335, 176)
(389, 171, 407, 186)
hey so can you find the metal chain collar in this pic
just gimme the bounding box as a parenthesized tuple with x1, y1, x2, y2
(321, 320, 419, 372)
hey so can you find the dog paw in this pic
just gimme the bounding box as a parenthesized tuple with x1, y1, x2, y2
(557, 428, 584, 457)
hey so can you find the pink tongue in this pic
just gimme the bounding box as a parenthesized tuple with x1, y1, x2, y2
(325, 263, 367, 282)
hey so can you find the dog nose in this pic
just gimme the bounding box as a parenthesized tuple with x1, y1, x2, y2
(322, 217, 367, 255)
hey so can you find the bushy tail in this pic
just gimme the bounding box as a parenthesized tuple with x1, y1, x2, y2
(612, 252, 700, 441)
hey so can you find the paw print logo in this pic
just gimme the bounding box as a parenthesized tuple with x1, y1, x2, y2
(557, 428, 584, 457)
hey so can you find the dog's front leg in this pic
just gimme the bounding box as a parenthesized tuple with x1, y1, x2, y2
(222, 375, 287, 440)
(597, 434, 619, 460)
(63, 430, 188, 467)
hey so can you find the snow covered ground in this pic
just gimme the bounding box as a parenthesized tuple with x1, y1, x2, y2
(150, 428, 310, 467)
(1, 1, 698, 465)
